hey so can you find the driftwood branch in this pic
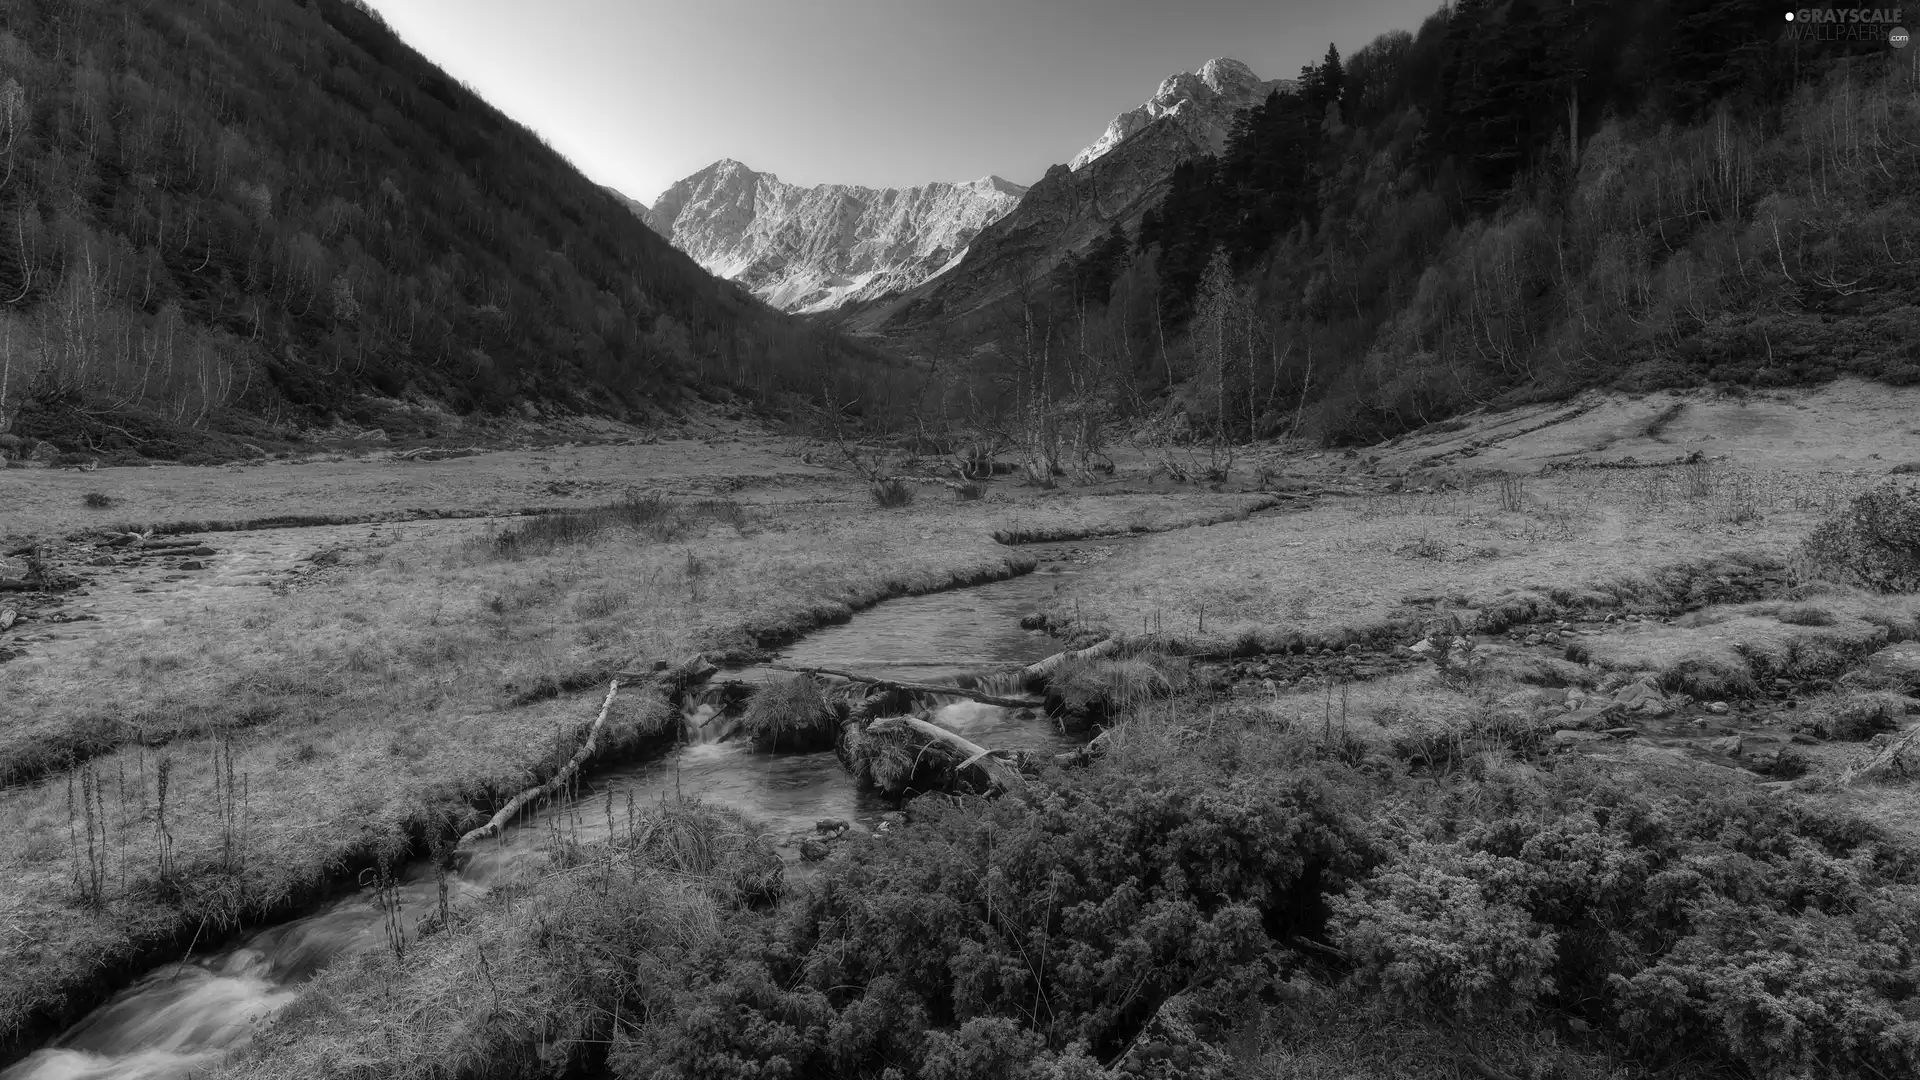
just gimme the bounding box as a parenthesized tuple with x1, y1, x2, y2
(1017, 638, 1120, 682)
(458, 679, 620, 848)
(1841, 727, 1920, 785)
(868, 714, 1028, 795)
(768, 663, 1041, 709)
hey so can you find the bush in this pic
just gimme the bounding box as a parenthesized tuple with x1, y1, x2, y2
(1331, 844, 1558, 1025)
(738, 675, 841, 751)
(870, 478, 917, 508)
(615, 769, 1368, 1076)
(1331, 772, 1920, 1080)
(1799, 479, 1920, 593)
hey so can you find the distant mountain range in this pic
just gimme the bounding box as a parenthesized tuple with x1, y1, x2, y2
(628, 58, 1289, 322)
(634, 163, 1025, 313)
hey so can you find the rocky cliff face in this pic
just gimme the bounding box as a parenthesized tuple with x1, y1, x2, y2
(1069, 58, 1289, 171)
(835, 58, 1291, 336)
(637, 161, 1025, 314)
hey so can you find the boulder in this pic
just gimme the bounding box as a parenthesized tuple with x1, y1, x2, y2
(1843, 643, 1920, 695)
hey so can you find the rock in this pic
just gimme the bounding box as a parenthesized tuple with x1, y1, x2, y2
(178, 561, 205, 570)
(1408, 639, 1435, 654)
(1552, 729, 1604, 747)
(1559, 705, 1623, 730)
(1843, 643, 1920, 694)
(1707, 701, 1731, 714)
(0, 556, 26, 582)
(0, 608, 14, 631)
(814, 818, 849, 836)
(1524, 634, 1544, 646)
(798, 839, 831, 862)
(1602, 727, 1640, 739)
(87, 556, 116, 567)
(1791, 732, 1820, 745)
(1019, 613, 1048, 630)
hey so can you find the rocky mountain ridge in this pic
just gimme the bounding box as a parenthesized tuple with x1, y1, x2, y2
(636, 161, 1025, 313)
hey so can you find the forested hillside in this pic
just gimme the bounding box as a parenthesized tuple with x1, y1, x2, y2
(0, 0, 910, 459)
(964, 1, 1920, 453)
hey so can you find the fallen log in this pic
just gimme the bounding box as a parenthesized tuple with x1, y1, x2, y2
(459, 679, 621, 847)
(1841, 726, 1920, 785)
(768, 663, 1041, 709)
(867, 715, 1028, 795)
(1016, 638, 1121, 683)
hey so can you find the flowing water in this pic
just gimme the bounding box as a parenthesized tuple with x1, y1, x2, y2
(2, 544, 1118, 1080)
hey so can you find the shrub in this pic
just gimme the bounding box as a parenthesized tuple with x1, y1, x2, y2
(1331, 844, 1558, 1025)
(738, 675, 840, 751)
(1335, 773, 1920, 1080)
(1799, 479, 1920, 592)
(953, 480, 985, 502)
(870, 478, 916, 508)
(615, 769, 1368, 1076)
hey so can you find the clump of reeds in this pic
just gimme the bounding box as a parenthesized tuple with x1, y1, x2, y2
(738, 676, 841, 751)
(484, 494, 750, 558)
(869, 478, 916, 508)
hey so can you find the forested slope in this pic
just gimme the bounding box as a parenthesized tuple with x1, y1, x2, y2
(0, 0, 910, 459)
(952, 2, 1920, 451)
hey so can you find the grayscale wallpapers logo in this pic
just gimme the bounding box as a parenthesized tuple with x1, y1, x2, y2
(1784, 8, 1910, 45)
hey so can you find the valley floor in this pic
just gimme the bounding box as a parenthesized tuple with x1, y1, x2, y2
(1, 380, 1918, 1079)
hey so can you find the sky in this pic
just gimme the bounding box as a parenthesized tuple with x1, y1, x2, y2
(364, 0, 1447, 207)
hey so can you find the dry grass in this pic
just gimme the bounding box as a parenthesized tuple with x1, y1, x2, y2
(0, 484, 1287, 1045)
(1042, 464, 1881, 652)
(0, 436, 838, 541)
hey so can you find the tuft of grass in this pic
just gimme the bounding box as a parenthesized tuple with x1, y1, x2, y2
(738, 676, 840, 751)
(1659, 651, 1760, 700)
(869, 478, 916, 508)
(83, 492, 114, 509)
(1776, 604, 1838, 627)
(953, 481, 985, 502)
(1046, 653, 1192, 730)
(1794, 692, 1908, 742)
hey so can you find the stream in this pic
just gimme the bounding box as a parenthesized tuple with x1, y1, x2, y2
(1, 543, 1117, 1080)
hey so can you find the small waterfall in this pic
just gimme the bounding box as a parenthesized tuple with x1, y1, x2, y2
(681, 684, 739, 744)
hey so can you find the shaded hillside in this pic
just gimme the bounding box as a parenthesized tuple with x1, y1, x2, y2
(0, 0, 912, 459)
